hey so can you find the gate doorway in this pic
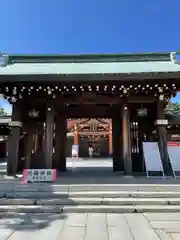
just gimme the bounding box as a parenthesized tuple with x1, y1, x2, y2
(66, 118, 112, 158)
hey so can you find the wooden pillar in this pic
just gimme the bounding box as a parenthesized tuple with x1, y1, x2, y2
(5, 138, 8, 157)
(33, 123, 44, 168)
(24, 124, 34, 169)
(112, 105, 123, 171)
(34, 134, 38, 153)
(122, 104, 132, 175)
(44, 104, 54, 169)
(54, 114, 67, 171)
(16, 135, 25, 173)
(37, 134, 43, 153)
(156, 101, 170, 174)
(74, 124, 78, 145)
(108, 122, 112, 155)
(7, 101, 22, 176)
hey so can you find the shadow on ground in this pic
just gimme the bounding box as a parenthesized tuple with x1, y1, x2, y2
(0, 213, 67, 231)
(0, 180, 70, 232)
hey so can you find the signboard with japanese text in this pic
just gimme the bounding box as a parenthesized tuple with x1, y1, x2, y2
(22, 169, 56, 183)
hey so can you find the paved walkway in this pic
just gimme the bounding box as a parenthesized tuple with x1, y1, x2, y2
(0, 213, 180, 239)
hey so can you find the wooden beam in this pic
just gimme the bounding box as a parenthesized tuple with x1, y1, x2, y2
(127, 96, 156, 103)
(78, 131, 108, 136)
(65, 94, 120, 104)
(65, 105, 113, 117)
(109, 130, 112, 155)
(74, 124, 78, 144)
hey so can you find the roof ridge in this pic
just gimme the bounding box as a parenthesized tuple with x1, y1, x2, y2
(0, 52, 176, 64)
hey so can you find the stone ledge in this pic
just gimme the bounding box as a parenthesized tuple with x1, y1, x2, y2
(4, 192, 69, 198)
(36, 197, 180, 206)
(36, 198, 102, 205)
(33, 197, 180, 206)
(1, 197, 180, 206)
(0, 199, 35, 205)
(0, 205, 180, 213)
(3, 191, 180, 199)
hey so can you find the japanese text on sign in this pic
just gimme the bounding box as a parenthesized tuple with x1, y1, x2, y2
(22, 169, 56, 183)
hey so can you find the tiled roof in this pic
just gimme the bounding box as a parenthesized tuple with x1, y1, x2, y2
(0, 52, 180, 76)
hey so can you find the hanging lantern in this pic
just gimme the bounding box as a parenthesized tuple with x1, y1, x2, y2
(11, 96, 17, 103)
(28, 109, 39, 118)
(137, 105, 148, 117)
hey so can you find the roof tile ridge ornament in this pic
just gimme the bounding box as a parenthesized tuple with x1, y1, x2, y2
(170, 52, 180, 64)
(170, 52, 176, 63)
(0, 53, 9, 67)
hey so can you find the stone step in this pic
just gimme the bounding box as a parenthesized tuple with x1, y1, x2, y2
(2, 183, 180, 193)
(2, 197, 180, 206)
(34, 198, 180, 206)
(4, 191, 180, 199)
(1, 205, 180, 213)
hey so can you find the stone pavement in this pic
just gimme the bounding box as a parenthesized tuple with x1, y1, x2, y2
(0, 213, 180, 239)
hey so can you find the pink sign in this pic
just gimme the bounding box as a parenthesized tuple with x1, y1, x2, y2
(22, 169, 56, 183)
(168, 142, 180, 147)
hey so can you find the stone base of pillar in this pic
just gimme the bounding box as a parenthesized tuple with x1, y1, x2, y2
(123, 175, 134, 178)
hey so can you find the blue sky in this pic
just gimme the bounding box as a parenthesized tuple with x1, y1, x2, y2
(0, 0, 180, 114)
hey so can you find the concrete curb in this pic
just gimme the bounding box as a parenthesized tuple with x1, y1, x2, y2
(0, 199, 36, 205)
(3, 191, 180, 199)
(34, 197, 180, 206)
(2, 183, 180, 192)
(0, 205, 180, 213)
(1, 197, 180, 206)
(62, 205, 180, 213)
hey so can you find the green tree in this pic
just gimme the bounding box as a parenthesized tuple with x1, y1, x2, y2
(165, 102, 180, 116)
(0, 107, 8, 116)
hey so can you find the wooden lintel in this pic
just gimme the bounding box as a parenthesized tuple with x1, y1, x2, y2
(61, 94, 120, 104)
(127, 96, 156, 103)
(23, 95, 157, 106)
(65, 106, 112, 118)
(78, 131, 108, 136)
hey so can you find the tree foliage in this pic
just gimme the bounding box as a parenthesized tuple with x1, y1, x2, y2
(0, 107, 8, 116)
(165, 102, 180, 117)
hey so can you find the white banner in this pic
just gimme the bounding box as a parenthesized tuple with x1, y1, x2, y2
(22, 169, 56, 183)
(142, 142, 163, 172)
(72, 144, 79, 157)
(168, 142, 180, 171)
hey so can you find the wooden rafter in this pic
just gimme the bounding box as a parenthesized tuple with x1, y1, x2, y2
(67, 118, 111, 135)
(67, 118, 90, 130)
